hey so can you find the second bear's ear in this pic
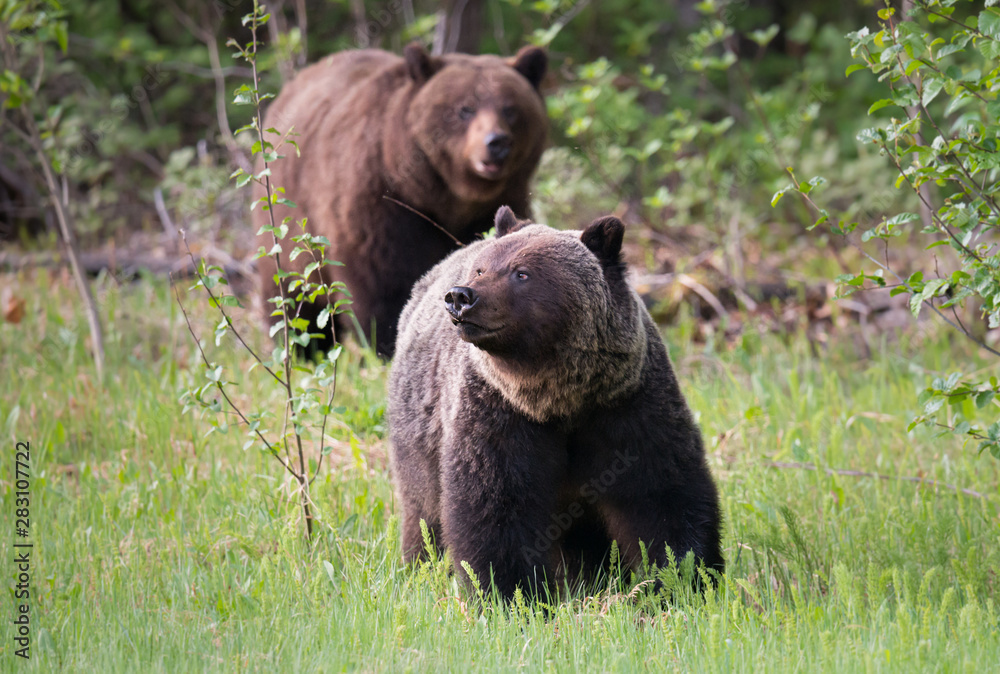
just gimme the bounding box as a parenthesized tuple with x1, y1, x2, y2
(510, 46, 547, 89)
(404, 43, 440, 84)
(581, 216, 625, 267)
(494, 206, 526, 237)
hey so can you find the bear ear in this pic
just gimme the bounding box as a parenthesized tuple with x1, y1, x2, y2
(510, 46, 547, 89)
(581, 216, 625, 267)
(404, 42, 440, 84)
(494, 206, 526, 237)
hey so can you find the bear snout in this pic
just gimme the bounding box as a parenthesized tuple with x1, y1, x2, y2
(445, 286, 479, 323)
(485, 132, 512, 163)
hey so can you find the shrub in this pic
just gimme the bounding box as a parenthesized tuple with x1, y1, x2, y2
(776, 0, 1000, 457)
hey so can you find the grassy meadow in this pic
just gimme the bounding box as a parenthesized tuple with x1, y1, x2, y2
(1, 268, 999, 672)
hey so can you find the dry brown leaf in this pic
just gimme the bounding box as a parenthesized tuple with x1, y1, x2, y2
(2, 287, 26, 324)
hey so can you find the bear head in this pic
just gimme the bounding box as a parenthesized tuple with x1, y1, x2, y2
(444, 206, 647, 421)
(404, 44, 549, 204)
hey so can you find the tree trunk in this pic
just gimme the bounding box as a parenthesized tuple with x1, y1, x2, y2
(437, 0, 484, 54)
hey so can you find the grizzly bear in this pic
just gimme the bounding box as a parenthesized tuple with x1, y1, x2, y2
(253, 44, 548, 357)
(388, 206, 724, 599)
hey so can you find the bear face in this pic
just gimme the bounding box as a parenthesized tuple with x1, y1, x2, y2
(444, 208, 647, 422)
(444, 231, 588, 360)
(444, 210, 631, 363)
(405, 46, 548, 204)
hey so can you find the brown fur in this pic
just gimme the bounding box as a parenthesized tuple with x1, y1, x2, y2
(253, 45, 548, 356)
(389, 207, 724, 599)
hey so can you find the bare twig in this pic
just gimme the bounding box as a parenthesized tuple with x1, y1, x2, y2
(170, 273, 300, 481)
(0, 24, 105, 379)
(900, 0, 935, 234)
(20, 113, 106, 380)
(916, 101, 1000, 221)
(766, 461, 986, 499)
(265, 0, 295, 82)
(180, 232, 287, 388)
(676, 273, 728, 318)
(309, 355, 340, 488)
(0, 248, 249, 278)
(886, 140, 988, 277)
(154, 187, 179, 239)
(914, 1, 998, 43)
(293, 0, 308, 68)
(152, 61, 253, 79)
(383, 195, 464, 247)
(165, 0, 249, 171)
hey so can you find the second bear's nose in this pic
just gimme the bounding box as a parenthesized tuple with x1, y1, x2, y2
(485, 132, 511, 162)
(445, 286, 479, 322)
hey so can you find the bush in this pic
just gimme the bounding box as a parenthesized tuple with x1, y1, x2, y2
(777, 0, 1000, 457)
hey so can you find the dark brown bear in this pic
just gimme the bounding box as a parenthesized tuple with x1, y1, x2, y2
(388, 206, 724, 599)
(253, 44, 548, 357)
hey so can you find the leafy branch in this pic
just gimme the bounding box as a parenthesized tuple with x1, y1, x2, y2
(176, 1, 354, 539)
(774, 0, 1000, 457)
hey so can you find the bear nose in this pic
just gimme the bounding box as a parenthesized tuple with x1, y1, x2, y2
(485, 132, 511, 162)
(445, 286, 479, 322)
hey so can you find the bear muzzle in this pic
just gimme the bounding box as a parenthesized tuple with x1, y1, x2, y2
(471, 133, 512, 180)
(485, 132, 511, 162)
(445, 286, 479, 324)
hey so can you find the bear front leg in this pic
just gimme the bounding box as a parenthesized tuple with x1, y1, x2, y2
(439, 399, 566, 600)
(598, 470, 724, 579)
(573, 402, 724, 581)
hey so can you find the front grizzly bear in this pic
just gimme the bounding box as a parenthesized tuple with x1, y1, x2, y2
(389, 206, 724, 598)
(254, 44, 548, 357)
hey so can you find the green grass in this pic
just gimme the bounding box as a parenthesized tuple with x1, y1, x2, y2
(1, 269, 998, 672)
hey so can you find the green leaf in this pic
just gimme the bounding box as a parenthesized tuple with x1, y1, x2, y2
(886, 212, 919, 226)
(54, 22, 68, 53)
(804, 176, 827, 193)
(909, 278, 948, 317)
(771, 186, 794, 207)
(211, 295, 243, 309)
(935, 43, 964, 59)
(749, 24, 780, 47)
(317, 306, 332, 329)
(808, 211, 829, 231)
(846, 63, 868, 77)
(921, 78, 944, 106)
(233, 84, 254, 105)
(980, 8, 1000, 40)
(868, 99, 895, 115)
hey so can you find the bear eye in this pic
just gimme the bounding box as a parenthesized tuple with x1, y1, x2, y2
(476, 268, 484, 276)
(459, 105, 476, 121)
(501, 106, 518, 124)
(514, 270, 529, 281)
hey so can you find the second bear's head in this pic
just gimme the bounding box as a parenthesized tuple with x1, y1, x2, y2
(444, 206, 639, 368)
(404, 44, 548, 203)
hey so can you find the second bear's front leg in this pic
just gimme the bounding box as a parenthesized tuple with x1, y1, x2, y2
(439, 401, 566, 600)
